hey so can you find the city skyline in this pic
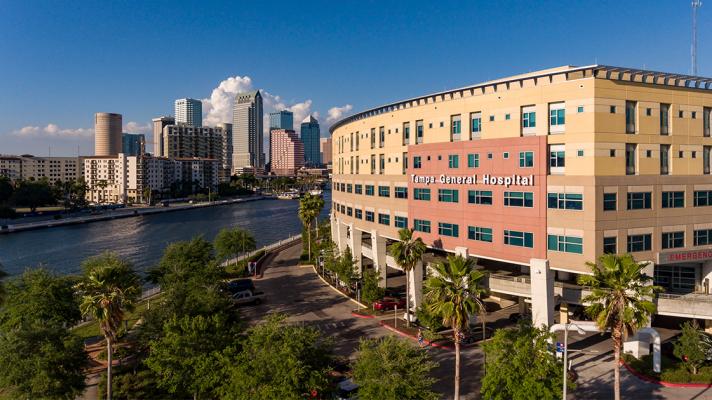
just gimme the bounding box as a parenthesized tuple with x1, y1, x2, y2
(1, 1, 708, 156)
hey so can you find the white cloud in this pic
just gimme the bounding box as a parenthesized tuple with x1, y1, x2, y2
(325, 104, 353, 124)
(202, 76, 254, 127)
(11, 124, 94, 139)
(123, 121, 151, 134)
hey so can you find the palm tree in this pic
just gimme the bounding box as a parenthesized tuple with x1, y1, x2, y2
(577, 253, 662, 400)
(424, 254, 487, 400)
(388, 228, 426, 327)
(75, 253, 140, 400)
(298, 193, 322, 261)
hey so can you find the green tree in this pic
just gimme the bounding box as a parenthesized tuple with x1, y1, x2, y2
(353, 336, 439, 400)
(334, 247, 356, 289)
(424, 254, 487, 400)
(481, 323, 568, 400)
(146, 314, 239, 399)
(0, 176, 13, 204)
(673, 320, 711, 375)
(577, 253, 662, 400)
(361, 268, 384, 304)
(214, 227, 257, 262)
(388, 228, 427, 327)
(221, 314, 334, 399)
(298, 193, 324, 262)
(11, 179, 55, 211)
(75, 253, 141, 400)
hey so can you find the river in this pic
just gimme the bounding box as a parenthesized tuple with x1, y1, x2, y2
(0, 192, 331, 277)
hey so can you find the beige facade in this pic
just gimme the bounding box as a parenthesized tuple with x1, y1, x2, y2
(84, 154, 138, 204)
(320, 137, 332, 165)
(94, 112, 122, 156)
(0, 155, 84, 182)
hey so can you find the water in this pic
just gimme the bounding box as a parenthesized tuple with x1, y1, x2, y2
(0, 192, 331, 277)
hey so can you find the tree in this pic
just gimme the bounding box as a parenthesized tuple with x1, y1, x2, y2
(577, 253, 662, 400)
(75, 253, 141, 400)
(146, 314, 239, 399)
(0, 176, 13, 204)
(673, 320, 711, 375)
(298, 193, 323, 262)
(388, 228, 426, 327)
(11, 179, 55, 212)
(221, 314, 334, 399)
(424, 254, 487, 400)
(0, 263, 6, 307)
(481, 322, 568, 400)
(353, 336, 439, 400)
(332, 247, 356, 290)
(361, 268, 384, 305)
(214, 227, 257, 262)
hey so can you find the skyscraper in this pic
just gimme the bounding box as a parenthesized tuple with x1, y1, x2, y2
(215, 122, 233, 179)
(300, 115, 320, 166)
(174, 98, 202, 127)
(94, 112, 122, 156)
(232, 91, 264, 174)
(270, 129, 304, 176)
(269, 110, 293, 131)
(122, 133, 145, 156)
(320, 137, 332, 165)
(152, 116, 175, 156)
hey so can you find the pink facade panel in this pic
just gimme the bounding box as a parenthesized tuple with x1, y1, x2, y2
(407, 136, 548, 264)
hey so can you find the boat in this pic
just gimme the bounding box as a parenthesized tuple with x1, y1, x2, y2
(277, 190, 300, 200)
(308, 189, 323, 196)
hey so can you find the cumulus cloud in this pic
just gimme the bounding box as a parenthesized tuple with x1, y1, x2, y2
(12, 124, 94, 139)
(325, 104, 353, 124)
(202, 76, 254, 127)
(123, 121, 151, 134)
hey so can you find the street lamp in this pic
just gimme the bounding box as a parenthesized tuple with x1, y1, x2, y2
(562, 321, 585, 400)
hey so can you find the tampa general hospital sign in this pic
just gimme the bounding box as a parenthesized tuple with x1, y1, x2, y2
(411, 174, 534, 188)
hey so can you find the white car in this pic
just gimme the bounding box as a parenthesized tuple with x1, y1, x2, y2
(335, 378, 358, 400)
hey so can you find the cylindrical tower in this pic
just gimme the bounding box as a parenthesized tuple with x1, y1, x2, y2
(94, 112, 122, 156)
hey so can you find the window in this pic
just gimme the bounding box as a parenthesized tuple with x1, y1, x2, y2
(504, 191, 534, 207)
(468, 153, 480, 168)
(448, 154, 459, 168)
(378, 186, 390, 197)
(704, 107, 711, 137)
(627, 192, 651, 210)
(505, 114, 511, 120)
(704, 146, 711, 174)
(603, 237, 617, 254)
(694, 190, 712, 206)
(547, 193, 583, 210)
(547, 235, 583, 254)
(365, 185, 374, 196)
(692, 111, 697, 119)
(549, 144, 565, 174)
(626, 101, 637, 133)
(355, 209, 363, 219)
(378, 213, 390, 226)
(414, 188, 431, 201)
(370, 155, 376, 174)
(451, 115, 461, 141)
(679, 110, 684, 118)
(504, 230, 534, 248)
(438, 189, 459, 203)
(662, 231, 684, 249)
(519, 151, 534, 167)
(610, 149, 616, 157)
(346, 184, 352, 193)
(468, 226, 493, 242)
(522, 106, 536, 134)
(379, 127, 385, 148)
(603, 193, 617, 211)
(471, 112, 482, 138)
(694, 229, 712, 246)
(660, 104, 670, 135)
(413, 156, 422, 169)
(379, 154, 385, 174)
(395, 187, 408, 199)
(394, 216, 408, 228)
(468, 190, 493, 205)
(577, 149, 584, 157)
(577, 105, 584, 113)
(365, 211, 374, 222)
(660, 144, 670, 175)
(625, 143, 637, 175)
(489, 115, 495, 122)
(370, 128, 376, 149)
(440, 121, 444, 128)
(661, 191, 684, 208)
(646, 108, 652, 116)
(627, 234, 652, 252)
(438, 222, 459, 237)
(403, 122, 410, 145)
(416, 120, 424, 144)
(413, 219, 431, 233)
(549, 102, 565, 133)
(679, 150, 684, 159)
(355, 184, 363, 194)
(347, 207, 353, 217)
(503, 152, 509, 159)
(610, 105, 616, 114)
(487, 153, 493, 159)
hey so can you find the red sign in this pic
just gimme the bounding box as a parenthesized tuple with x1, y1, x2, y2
(658, 250, 712, 264)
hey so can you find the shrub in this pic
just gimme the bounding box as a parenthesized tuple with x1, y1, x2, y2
(0, 206, 17, 219)
(415, 304, 443, 332)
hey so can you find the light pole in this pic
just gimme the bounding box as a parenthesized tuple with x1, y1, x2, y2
(562, 322, 585, 400)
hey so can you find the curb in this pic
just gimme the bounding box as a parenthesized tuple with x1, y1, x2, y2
(621, 360, 712, 388)
(351, 311, 376, 319)
(311, 265, 368, 309)
(379, 321, 455, 351)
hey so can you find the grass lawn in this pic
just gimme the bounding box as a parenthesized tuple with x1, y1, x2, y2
(72, 295, 157, 340)
(624, 353, 712, 384)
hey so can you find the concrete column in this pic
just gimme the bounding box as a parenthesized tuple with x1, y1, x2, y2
(518, 297, 527, 314)
(702, 261, 712, 294)
(705, 319, 712, 334)
(347, 224, 362, 275)
(371, 230, 388, 288)
(559, 302, 569, 324)
(454, 246, 468, 258)
(337, 220, 348, 253)
(530, 258, 554, 328)
(408, 260, 424, 311)
(330, 213, 338, 246)
(642, 261, 654, 327)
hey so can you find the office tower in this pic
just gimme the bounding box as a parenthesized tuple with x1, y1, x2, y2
(232, 90, 264, 174)
(94, 112, 122, 156)
(320, 137, 332, 165)
(122, 133, 145, 156)
(152, 116, 175, 157)
(269, 110, 294, 131)
(300, 115, 320, 166)
(270, 129, 304, 176)
(175, 98, 202, 127)
(215, 122, 233, 179)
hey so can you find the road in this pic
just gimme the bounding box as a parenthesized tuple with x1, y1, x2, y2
(246, 243, 712, 400)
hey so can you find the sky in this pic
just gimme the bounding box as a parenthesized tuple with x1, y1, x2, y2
(0, 0, 709, 156)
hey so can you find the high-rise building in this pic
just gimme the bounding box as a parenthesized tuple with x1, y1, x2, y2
(215, 122, 233, 179)
(232, 91, 264, 174)
(161, 125, 224, 161)
(270, 129, 304, 176)
(94, 112, 122, 156)
(152, 116, 175, 157)
(122, 133, 145, 156)
(174, 98, 202, 127)
(269, 110, 293, 131)
(320, 137, 332, 166)
(300, 115, 320, 166)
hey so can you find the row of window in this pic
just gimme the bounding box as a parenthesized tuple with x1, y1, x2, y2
(602, 229, 712, 253)
(412, 218, 536, 248)
(412, 151, 535, 169)
(625, 101, 712, 136)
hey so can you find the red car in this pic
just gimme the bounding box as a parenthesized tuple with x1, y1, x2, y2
(373, 297, 406, 311)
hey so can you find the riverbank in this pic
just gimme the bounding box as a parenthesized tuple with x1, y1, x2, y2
(0, 195, 268, 234)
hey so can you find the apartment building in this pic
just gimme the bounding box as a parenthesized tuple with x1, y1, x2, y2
(0, 155, 84, 182)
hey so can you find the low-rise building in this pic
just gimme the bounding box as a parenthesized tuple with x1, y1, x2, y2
(0, 155, 84, 182)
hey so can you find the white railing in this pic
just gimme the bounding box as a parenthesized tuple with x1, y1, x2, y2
(222, 234, 302, 266)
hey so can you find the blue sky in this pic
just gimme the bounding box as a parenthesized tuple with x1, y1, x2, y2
(0, 0, 708, 156)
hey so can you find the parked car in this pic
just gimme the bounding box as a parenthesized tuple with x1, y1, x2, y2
(334, 378, 358, 400)
(373, 297, 406, 311)
(384, 288, 405, 298)
(226, 279, 255, 294)
(231, 289, 264, 306)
